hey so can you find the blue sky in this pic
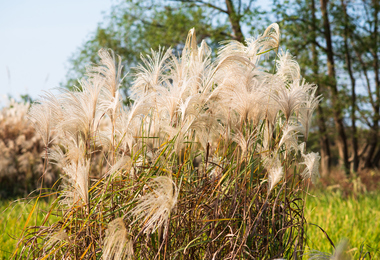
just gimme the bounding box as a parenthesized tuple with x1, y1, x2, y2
(0, 0, 115, 101)
(0, 0, 270, 103)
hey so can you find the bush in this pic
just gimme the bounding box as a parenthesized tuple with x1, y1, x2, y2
(16, 24, 321, 259)
(0, 100, 58, 198)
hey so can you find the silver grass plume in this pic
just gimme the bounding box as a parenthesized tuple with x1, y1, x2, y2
(155, 83, 186, 124)
(132, 47, 172, 97)
(28, 102, 56, 147)
(330, 240, 350, 260)
(87, 49, 124, 138)
(57, 82, 104, 141)
(298, 142, 306, 155)
(263, 155, 283, 192)
(103, 218, 133, 260)
(112, 96, 153, 152)
(278, 123, 300, 152)
(268, 166, 283, 192)
(128, 176, 179, 235)
(61, 159, 90, 206)
(301, 152, 320, 184)
(180, 28, 213, 94)
(27, 90, 65, 147)
(261, 124, 274, 151)
(55, 132, 87, 166)
(213, 68, 267, 124)
(271, 81, 307, 121)
(276, 50, 301, 82)
(233, 130, 256, 158)
(104, 156, 132, 178)
(45, 229, 69, 250)
(46, 145, 67, 168)
(183, 28, 198, 58)
(0, 98, 29, 124)
(88, 48, 123, 100)
(257, 23, 281, 57)
(298, 86, 322, 140)
(261, 75, 281, 127)
(306, 240, 350, 260)
(218, 23, 280, 65)
(306, 251, 332, 260)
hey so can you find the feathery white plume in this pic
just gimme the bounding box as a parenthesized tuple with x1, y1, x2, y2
(128, 176, 178, 235)
(272, 81, 306, 121)
(45, 230, 69, 249)
(298, 86, 322, 140)
(103, 218, 133, 260)
(306, 240, 350, 260)
(301, 152, 320, 183)
(262, 155, 283, 192)
(268, 166, 283, 192)
(218, 23, 280, 65)
(27, 102, 56, 147)
(279, 123, 300, 152)
(276, 50, 301, 82)
(298, 142, 306, 155)
(233, 130, 256, 157)
(88, 48, 123, 100)
(61, 159, 90, 205)
(132, 47, 172, 97)
(105, 156, 132, 178)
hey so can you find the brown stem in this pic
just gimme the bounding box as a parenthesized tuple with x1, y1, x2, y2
(320, 0, 350, 174)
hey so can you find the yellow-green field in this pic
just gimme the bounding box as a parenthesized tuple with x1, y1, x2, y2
(1, 191, 379, 259)
(305, 190, 380, 258)
(0, 199, 57, 260)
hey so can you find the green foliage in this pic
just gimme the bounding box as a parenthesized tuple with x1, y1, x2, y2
(63, 0, 231, 92)
(62, 0, 380, 172)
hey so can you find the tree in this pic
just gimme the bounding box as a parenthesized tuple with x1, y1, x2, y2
(64, 0, 380, 173)
(62, 0, 265, 93)
(320, 0, 350, 175)
(274, 0, 380, 173)
(272, 0, 335, 175)
(311, 0, 332, 176)
(348, 0, 380, 169)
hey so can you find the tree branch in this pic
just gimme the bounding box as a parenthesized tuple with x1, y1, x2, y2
(171, 0, 228, 14)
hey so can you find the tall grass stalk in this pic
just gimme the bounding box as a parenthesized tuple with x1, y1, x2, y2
(16, 24, 321, 259)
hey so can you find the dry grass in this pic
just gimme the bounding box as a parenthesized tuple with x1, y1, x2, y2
(305, 189, 380, 259)
(14, 24, 322, 259)
(0, 100, 58, 198)
(318, 168, 380, 196)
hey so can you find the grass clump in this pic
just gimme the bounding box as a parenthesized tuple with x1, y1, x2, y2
(15, 24, 322, 259)
(0, 100, 58, 198)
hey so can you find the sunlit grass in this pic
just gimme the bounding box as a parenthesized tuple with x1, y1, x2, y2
(0, 198, 57, 259)
(305, 190, 380, 258)
(3, 190, 379, 259)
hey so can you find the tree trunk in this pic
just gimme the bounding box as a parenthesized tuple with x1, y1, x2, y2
(351, 41, 377, 170)
(341, 0, 359, 172)
(363, 0, 380, 168)
(225, 0, 244, 42)
(369, 0, 380, 167)
(311, 0, 331, 176)
(320, 0, 350, 175)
